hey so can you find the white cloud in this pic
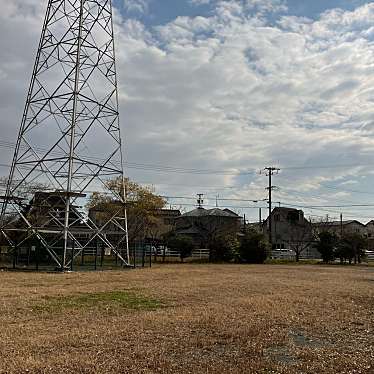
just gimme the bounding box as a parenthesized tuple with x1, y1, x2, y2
(2, 1, 374, 220)
(123, 0, 150, 15)
(245, 0, 288, 14)
(115, 2, 374, 218)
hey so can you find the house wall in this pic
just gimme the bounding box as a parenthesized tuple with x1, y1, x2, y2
(267, 209, 313, 250)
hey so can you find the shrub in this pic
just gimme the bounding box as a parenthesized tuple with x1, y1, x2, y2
(316, 231, 337, 263)
(336, 233, 366, 264)
(167, 235, 194, 262)
(238, 230, 268, 264)
(209, 234, 240, 262)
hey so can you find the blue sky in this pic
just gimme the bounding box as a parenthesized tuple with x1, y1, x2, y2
(117, 0, 372, 25)
(2, 0, 374, 222)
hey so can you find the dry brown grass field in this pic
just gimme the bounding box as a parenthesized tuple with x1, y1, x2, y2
(0, 264, 373, 374)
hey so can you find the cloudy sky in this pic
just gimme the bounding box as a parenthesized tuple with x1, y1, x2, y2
(2, 0, 374, 222)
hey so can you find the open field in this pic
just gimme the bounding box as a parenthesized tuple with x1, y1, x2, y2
(0, 265, 373, 373)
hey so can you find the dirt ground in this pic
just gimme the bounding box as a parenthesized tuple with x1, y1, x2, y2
(0, 264, 373, 373)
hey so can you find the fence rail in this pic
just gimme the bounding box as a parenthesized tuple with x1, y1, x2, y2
(143, 248, 210, 261)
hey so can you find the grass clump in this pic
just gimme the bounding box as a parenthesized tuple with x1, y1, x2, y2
(33, 290, 162, 313)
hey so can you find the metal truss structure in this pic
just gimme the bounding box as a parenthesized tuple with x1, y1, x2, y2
(0, 0, 130, 270)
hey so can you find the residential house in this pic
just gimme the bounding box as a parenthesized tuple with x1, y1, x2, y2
(175, 207, 241, 248)
(314, 220, 366, 237)
(264, 207, 320, 259)
(365, 221, 374, 252)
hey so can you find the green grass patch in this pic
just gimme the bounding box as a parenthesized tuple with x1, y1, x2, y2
(33, 290, 163, 313)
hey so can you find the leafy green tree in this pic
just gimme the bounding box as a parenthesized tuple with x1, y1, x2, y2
(167, 235, 194, 262)
(239, 229, 269, 264)
(316, 231, 337, 263)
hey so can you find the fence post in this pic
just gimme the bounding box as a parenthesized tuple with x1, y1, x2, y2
(35, 244, 39, 271)
(142, 244, 145, 267)
(100, 245, 104, 268)
(27, 246, 31, 267)
(13, 241, 18, 269)
(153, 244, 157, 263)
(81, 247, 85, 266)
(94, 239, 98, 270)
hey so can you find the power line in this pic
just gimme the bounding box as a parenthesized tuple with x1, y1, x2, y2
(321, 184, 374, 196)
(282, 162, 374, 171)
(1, 139, 374, 176)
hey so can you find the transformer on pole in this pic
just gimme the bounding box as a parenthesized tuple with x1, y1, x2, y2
(0, 0, 129, 270)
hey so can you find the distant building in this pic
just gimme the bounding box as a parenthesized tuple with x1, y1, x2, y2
(365, 220, 374, 251)
(144, 208, 181, 245)
(314, 220, 366, 237)
(264, 207, 320, 259)
(175, 207, 241, 248)
(154, 209, 181, 226)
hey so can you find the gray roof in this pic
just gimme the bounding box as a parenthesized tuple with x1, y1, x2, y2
(322, 220, 364, 227)
(179, 207, 239, 218)
(176, 226, 201, 235)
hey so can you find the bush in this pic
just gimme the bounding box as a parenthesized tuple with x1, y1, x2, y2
(167, 235, 194, 262)
(238, 230, 268, 264)
(209, 235, 240, 262)
(316, 231, 337, 263)
(336, 233, 366, 264)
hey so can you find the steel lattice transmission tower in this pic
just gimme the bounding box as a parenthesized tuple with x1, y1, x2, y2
(0, 0, 130, 270)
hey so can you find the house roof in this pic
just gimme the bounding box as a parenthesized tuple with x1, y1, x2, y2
(176, 226, 201, 235)
(179, 207, 240, 218)
(263, 207, 308, 224)
(154, 209, 181, 217)
(272, 207, 301, 214)
(320, 220, 365, 227)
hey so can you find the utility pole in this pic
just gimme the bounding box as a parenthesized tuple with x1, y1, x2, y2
(263, 167, 280, 249)
(259, 208, 262, 231)
(340, 213, 343, 238)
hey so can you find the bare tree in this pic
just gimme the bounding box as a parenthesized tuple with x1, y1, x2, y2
(288, 219, 314, 262)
